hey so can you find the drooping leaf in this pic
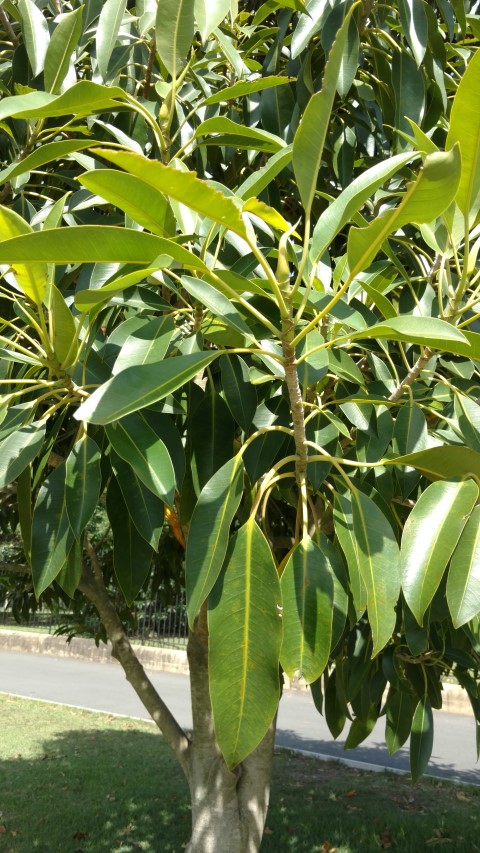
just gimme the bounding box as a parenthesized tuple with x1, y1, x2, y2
(220, 355, 257, 431)
(191, 391, 235, 494)
(96, 0, 128, 81)
(0, 140, 101, 186)
(0, 422, 46, 489)
(76, 351, 219, 424)
(401, 479, 478, 625)
(16, 465, 32, 565)
(112, 315, 175, 375)
(195, 116, 286, 153)
(56, 539, 83, 599)
(195, 0, 231, 41)
(44, 5, 83, 93)
(0, 206, 48, 305)
(385, 689, 414, 755)
(181, 276, 255, 343)
(446, 49, 480, 218)
(65, 436, 102, 540)
(351, 489, 401, 656)
(156, 0, 195, 77)
(106, 412, 176, 504)
(47, 285, 78, 369)
(410, 695, 434, 782)
(78, 170, 175, 238)
(31, 465, 74, 598)
(208, 518, 282, 769)
(186, 455, 244, 624)
(112, 454, 165, 550)
(280, 536, 334, 683)
(237, 145, 293, 200)
(392, 48, 425, 151)
(447, 506, 480, 629)
(389, 446, 480, 482)
(18, 0, 50, 76)
(398, 0, 428, 66)
(106, 476, 154, 604)
(0, 81, 127, 121)
(203, 75, 294, 105)
(333, 491, 367, 617)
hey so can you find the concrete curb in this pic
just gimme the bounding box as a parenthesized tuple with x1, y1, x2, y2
(0, 629, 472, 715)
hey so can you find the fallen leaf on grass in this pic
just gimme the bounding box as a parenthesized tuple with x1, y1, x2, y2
(73, 831, 88, 840)
(345, 790, 356, 797)
(0, 826, 6, 834)
(379, 829, 393, 848)
(456, 791, 470, 801)
(321, 842, 336, 852)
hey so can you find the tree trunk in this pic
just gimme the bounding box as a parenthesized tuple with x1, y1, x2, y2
(186, 604, 276, 853)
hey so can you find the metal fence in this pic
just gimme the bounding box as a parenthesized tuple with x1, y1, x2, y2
(0, 592, 188, 649)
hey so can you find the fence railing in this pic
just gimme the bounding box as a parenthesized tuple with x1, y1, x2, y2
(0, 592, 188, 649)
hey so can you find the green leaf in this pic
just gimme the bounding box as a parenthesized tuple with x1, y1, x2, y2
(78, 170, 175, 238)
(0, 140, 101, 186)
(0, 225, 206, 271)
(398, 0, 428, 66)
(16, 465, 32, 565)
(18, 0, 49, 76)
(292, 4, 356, 216)
(191, 392, 235, 494)
(181, 276, 255, 342)
(401, 479, 478, 625)
(454, 394, 480, 453)
(389, 446, 480, 481)
(237, 145, 293, 201)
(385, 689, 414, 755)
(112, 454, 165, 550)
(280, 537, 334, 683)
(351, 489, 401, 656)
(392, 49, 425, 151)
(310, 153, 414, 263)
(410, 696, 433, 782)
(96, 0, 127, 81)
(106, 413, 176, 504)
(446, 49, 480, 218)
(220, 355, 257, 431)
(156, 0, 195, 77)
(31, 465, 74, 598)
(195, 0, 230, 41)
(0, 422, 46, 489)
(47, 284, 78, 369)
(74, 267, 172, 313)
(106, 476, 153, 604)
(347, 147, 461, 280)
(186, 455, 244, 624)
(112, 315, 175, 375)
(208, 518, 282, 769)
(447, 506, 480, 629)
(56, 539, 83, 599)
(203, 75, 294, 105)
(333, 492, 367, 616)
(65, 436, 102, 540)
(0, 81, 127, 121)
(195, 117, 286, 153)
(76, 351, 219, 424)
(90, 149, 249, 240)
(0, 206, 48, 304)
(336, 14, 359, 97)
(349, 315, 468, 355)
(44, 6, 83, 93)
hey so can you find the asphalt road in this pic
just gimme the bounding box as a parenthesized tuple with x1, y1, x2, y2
(1, 650, 479, 784)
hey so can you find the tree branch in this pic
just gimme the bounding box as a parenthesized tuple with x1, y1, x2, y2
(0, 561, 31, 575)
(388, 346, 435, 403)
(80, 539, 192, 781)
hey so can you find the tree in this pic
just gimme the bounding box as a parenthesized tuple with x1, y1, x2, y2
(1, 1, 480, 850)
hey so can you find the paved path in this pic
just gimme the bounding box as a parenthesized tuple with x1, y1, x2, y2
(1, 650, 479, 784)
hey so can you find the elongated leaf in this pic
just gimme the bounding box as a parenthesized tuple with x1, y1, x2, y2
(56, 540, 82, 599)
(389, 446, 480, 481)
(0, 81, 126, 121)
(191, 392, 235, 494)
(90, 149, 249, 239)
(47, 284, 78, 368)
(220, 355, 257, 431)
(96, 0, 127, 80)
(0, 423, 45, 489)
(351, 490, 401, 656)
(186, 455, 244, 624)
(401, 479, 478, 625)
(336, 14, 359, 97)
(398, 0, 428, 66)
(410, 696, 433, 782)
(78, 170, 174, 238)
(237, 145, 293, 200)
(293, 5, 356, 216)
(106, 413, 176, 504)
(208, 518, 282, 769)
(347, 147, 461, 280)
(333, 492, 367, 616)
(195, 0, 230, 40)
(18, 0, 49, 76)
(32, 465, 74, 597)
(182, 276, 255, 342)
(385, 689, 414, 755)
(392, 49, 425, 151)
(280, 537, 334, 683)
(349, 315, 468, 355)
(0, 225, 206, 271)
(0, 207, 48, 304)
(156, 0, 195, 76)
(454, 394, 480, 453)
(74, 267, 172, 313)
(446, 49, 480, 217)
(106, 476, 153, 604)
(195, 117, 286, 153)
(65, 436, 101, 540)
(44, 6, 83, 93)
(0, 140, 101, 186)
(112, 315, 175, 375)
(446, 506, 480, 628)
(16, 465, 32, 565)
(112, 454, 164, 550)
(310, 153, 414, 263)
(203, 75, 293, 105)
(76, 351, 219, 424)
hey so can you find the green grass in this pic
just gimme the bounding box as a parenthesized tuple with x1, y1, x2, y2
(0, 694, 479, 853)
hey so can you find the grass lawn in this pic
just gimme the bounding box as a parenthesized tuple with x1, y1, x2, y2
(0, 694, 479, 852)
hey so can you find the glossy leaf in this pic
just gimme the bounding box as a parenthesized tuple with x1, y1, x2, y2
(392, 49, 425, 151)
(106, 413, 176, 504)
(47, 285, 78, 369)
(280, 537, 334, 683)
(410, 696, 433, 782)
(0, 140, 101, 186)
(186, 455, 244, 624)
(203, 75, 293, 105)
(112, 454, 165, 550)
(191, 392, 235, 494)
(333, 492, 367, 616)
(446, 49, 480, 217)
(351, 490, 401, 656)
(389, 446, 480, 482)
(195, 0, 230, 41)
(220, 355, 257, 431)
(90, 149, 249, 239)
(237, 146, 293, 200)
(454, 394, 480, 453)
(350, 316, 468, 355)
(195, 117, 286, 153)
(16, 466, 32, 565)
(44, 6, 83, 93)
(157, 0, 195, 77)
(106, 476, 153, 604)
(78, 170, 175, 238)
(398, 0, 428, 66)
(96, 0, 127, 81)
(182, 276, 255, 342)
(385, 689, 414, 755)
(0, 206, 48, 305)
(18, 0, 49, 76)
(0, 423, 46, 489)
(112, 315, 175, 375)
(56, 540, 82, 599)
(293, 5, 355, 216)
(401, 479, 478, 625)
(31, 465, 74, 598)
(65, 436, 102, 540)
(208, 518, 282, 769)
(447, 506, 480, 629)
(76, 351, 219, 424)
(0, 81, 126, 121)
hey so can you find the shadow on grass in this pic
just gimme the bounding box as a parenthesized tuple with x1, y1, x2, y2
(0, 728, 191, 853)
